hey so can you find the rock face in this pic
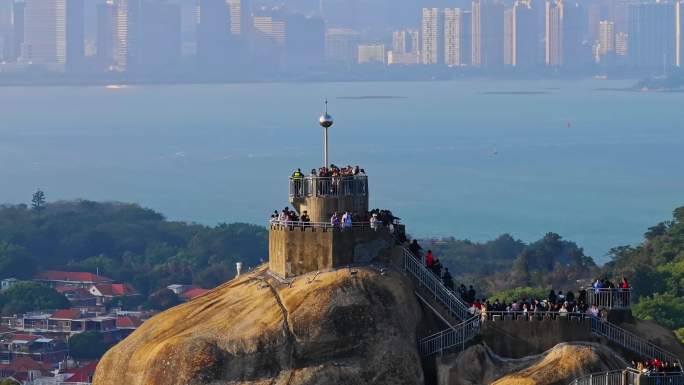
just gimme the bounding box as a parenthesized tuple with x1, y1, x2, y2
(437, 342, 628, 385)
(93, 266, 424, 385)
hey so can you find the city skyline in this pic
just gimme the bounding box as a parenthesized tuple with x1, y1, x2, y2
(0, 0, 682, 83)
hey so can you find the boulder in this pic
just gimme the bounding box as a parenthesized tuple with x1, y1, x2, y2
(93, 266, 424, 385)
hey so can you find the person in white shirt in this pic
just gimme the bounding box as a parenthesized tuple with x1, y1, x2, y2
(370, 213, 380, 231)
(342, 211, 353, 229)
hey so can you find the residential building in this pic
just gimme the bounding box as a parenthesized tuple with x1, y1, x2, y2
(0, 357, 51, 383)
(421, 7, 440, 65)
(627, 1, 676, 69)
(598, 20, 615, 61)
(545, 0, 584, 67)
(197, 0, 231, 68)
(21, 0, 66, 66)
(96, 1, 116, 69)
(227, 0, 251, 37)
(615, 32, 628, 57)
(13, 0, 24, 61)
(507, 1, 537, 68)
(677, 0, 682, 67)
(113, 0, 141, 71)
(65, 0, 84, 69)
(179, 287, 209, 302)
(253, 14, 286, 46)
(444, 8, 464, 66)
(0, 0, 13, 61)
(472, 0, 504, 68)
(34, 271, 113, 289)
(357, 43, 384, 64)
(89, 283, 139, 305)
(0, 334, 68, 365)
(324, 28, 360, 65)
(1, 278, 19, 291)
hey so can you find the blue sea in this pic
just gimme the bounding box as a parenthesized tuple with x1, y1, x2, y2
(1, 79, 682, 263)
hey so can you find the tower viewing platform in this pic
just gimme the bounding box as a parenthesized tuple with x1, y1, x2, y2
(268, 102, 401, 279)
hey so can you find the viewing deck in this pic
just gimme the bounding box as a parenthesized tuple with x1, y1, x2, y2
(586, 288, 632, 310)
(289, 175, 368, 198)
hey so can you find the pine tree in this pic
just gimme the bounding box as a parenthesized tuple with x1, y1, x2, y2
(31, 189, 46, 211)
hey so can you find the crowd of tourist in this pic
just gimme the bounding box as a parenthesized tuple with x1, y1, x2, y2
(269, 206, 402, 233)
(290, 165, 368, 197)
(632, 359, 682, 375)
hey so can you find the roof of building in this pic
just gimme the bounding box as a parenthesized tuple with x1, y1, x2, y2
(10, 334, 41, 343)
(51, 309, 82, 320)
(62, 361, 98, 383)
(116, 316, 143, 329)
(0, 356, 50, 373)
(180, 287, 210, 300)
(36, 271, 113, 283)
(92, 283, 138, 297)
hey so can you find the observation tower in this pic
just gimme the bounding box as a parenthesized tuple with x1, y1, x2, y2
(268, 102, 397, 278)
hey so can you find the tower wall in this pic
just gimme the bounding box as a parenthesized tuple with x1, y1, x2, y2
(290, 195, 369, 223)
(268, 226, 394, 278)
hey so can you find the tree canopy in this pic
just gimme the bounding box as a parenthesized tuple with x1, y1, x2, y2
(0, 200, 267, 295)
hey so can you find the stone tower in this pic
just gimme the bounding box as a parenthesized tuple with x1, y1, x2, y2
(268, 103, 396, 278)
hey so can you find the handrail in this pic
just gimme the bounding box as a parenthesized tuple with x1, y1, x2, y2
(482, 310, 589, 321)
(568, 369, 684, 385)
(418, 316, 480, 356)
(586, 288, 632, 309)
(289, 175, 368, 198)
(402, 247, 471, 321)
(269, 220, 378, 229)
(591, 317, 682, 368)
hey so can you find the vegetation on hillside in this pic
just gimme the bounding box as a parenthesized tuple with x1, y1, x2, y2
(0, 199, 267, 296)
(424, 232, 597, 295)
(604, 207, 684, 339)
(0, 282, 70, 315)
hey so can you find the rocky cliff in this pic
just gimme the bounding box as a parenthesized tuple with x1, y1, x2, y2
(437, 342, 628, 385)
(93, 266, 424, 385)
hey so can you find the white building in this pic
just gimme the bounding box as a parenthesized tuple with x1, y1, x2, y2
(358, 44, 385, 64)
(421, 8, 440, 65)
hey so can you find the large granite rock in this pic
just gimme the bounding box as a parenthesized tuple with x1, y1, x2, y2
(93, 266, 424, 385)
(437, 342, 627, 385)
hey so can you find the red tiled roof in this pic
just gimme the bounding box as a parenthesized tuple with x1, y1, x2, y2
(54, 285, 78, 294)
(11, 334, 41, 342)
(116, 316, 142, 329)
(6, 357, 49, 372)
(180, 288, 209, 300)
(51, 309, 82, 320)
(36, 271, 113, 283)
(63, 361, 98, 383)
(92, 283, 138, 297)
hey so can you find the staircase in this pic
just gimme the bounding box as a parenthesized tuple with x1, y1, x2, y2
(399, 245, 684, 384)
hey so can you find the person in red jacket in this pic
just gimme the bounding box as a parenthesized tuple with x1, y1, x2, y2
(425, 250, 435, 268)
(619, 275, 630, 289)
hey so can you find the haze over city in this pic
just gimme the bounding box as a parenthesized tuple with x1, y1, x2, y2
(0, 0, 682, 83)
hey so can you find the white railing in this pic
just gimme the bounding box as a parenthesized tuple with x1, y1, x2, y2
(402, 248, 471, 321)
(418, 316, 480, 356)
(591, 317, 682, 368)
(587, 288, 632, 309)
(269, 220, 380, 230)
(289, 175, 368, 198)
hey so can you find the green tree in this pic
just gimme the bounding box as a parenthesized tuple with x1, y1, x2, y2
(0, 243, 36, 279)
(146, 288, 180, 311)
(68, 331, 109, 359)
(632, 294, 684, 330)
(488, 287, 550, 304)
(31, 189, 46, 210)
(0, 379, 20, 385)
(0, 282, 70, 315)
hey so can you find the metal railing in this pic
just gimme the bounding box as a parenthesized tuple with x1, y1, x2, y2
(569, 369, 684, 385)
(402, 247, 471, 321)
(289, 175, 368, 198)
(482, 310, 590, 322)
(587, 288, 632, 309)
(591, 317, 682, 367)
(418, 316, 480, 356)
(568, 369, 638, 385)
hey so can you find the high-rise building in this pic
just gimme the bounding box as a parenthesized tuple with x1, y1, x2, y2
(253, 15, 286, 46)
(504, 7, 514, 66)
(598, 20, 614, 57)
(545, 1, 561, 66)
(12, 1, 24, 61)
(392, 30, 406, 54)
(227, 0, 251, 38)
(325, 28, 359, 65)
(96, 1, 116, 69)
(197, 0, 231, 67)
(545, 0, 586, 68)
(114, 0, 141, 71)
(514, 1, 538, 68)
(0, 0, 13, 61)
(615, 32, 628, 57)
(65, 0, 84, 69)
(444, 8, 464, 66)
(627, 1, 676, 69)
(472, 0, 504, 68)
(421, 8, 440, 65)
(21, 0, 66, 65)
(138, 1, 180, 71)
(677, 1, 682, 67)
(357, 44, 384, 64)
(284, 14, 324, 71)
